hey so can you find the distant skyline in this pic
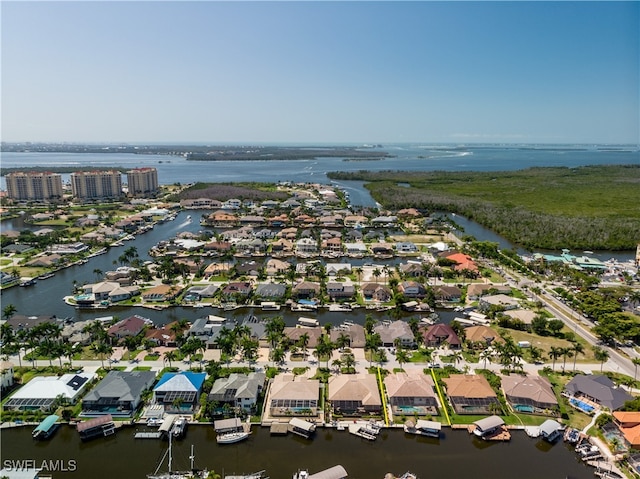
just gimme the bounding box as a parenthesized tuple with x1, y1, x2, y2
(2, 1, 639, 145)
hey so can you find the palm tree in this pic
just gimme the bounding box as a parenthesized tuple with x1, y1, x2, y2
(395, 349, 410, 371)
(633, 358, 640, 381)
(164, 350, 177, 368)
(336, 332, 350, 352)
(560, 347, 574, 372)
(93, 268, 103, 281)
(528, 345, 543, 365)
(342, 353, 356, 373)
(480, 348, 492, 369)
(372, 268, 381, 284)
(2, 304, 17, 321)
(593, 346, 610, 372)
(298, 333, 310, 360)
(331, 358, 342, 374)
(365, 333, 382, 367)
(572, 342, 585, 372)
(548, 346, 563, 371)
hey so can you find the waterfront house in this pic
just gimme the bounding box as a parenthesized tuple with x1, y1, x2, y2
(255, 282, 287, 300)
(443, 374, 500, 415)
(144, 322, 179, 347)
(82, 370, 156, 417)
(221, 281, 252, 299)
(209, 372, 266, 412)
(444, 252, 478, 273)
(5, 314, 58, 331)
(187, 315, 236, 349)
(186, 284, 219, 299)
(434, 285, 462, 303)
(25, 253, 63, 268)
(361, 283, 392, 303)
(501, 374, 558, 413)
(373, 320, 415, 348)
(271, 238, 295, 255)
(464, 325, 503, 346)
(328, 374, 382, 416)
(344, 242, 368, 255)
(384, 371, 439, 416)
(396, 242, 419, 254)
(107, 315, 151, 340)
(4, 372, 94, 411)
(613, 412, 640, 449)
(142, 284, 182, 302)
(284, 326, 323, 348)
(234, 260, 262, 277)
(153, 371, 206, 413)
(398, 281, 426, 298)
(267, 374, 320, 417)
(564, 374, 633, 411)
(330, 323, 366, 349)
(421, 323, 461, 349)
(370, 243, 394, 256)
(399, 262, 426, 278)
(296, 237, 318, 255)
(326, 263, 351, 276)
(265, 258, 290, 276)
(326, 281, 356, 301)
(344, 215, 368, 228)
(292, 281, 321, 299)
(206, 211, 238, 227)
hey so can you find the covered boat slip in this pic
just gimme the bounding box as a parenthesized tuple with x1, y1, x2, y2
(288, 417, 316, 438)
(470, 415, 511, 441)
(404, 419, 442, 438)
(77, 413, 115, 440)
(158, 414, 177, 434)
(214, 417, 244, 433)
(308, 465, 348, 479)
(32, 414, 60, 439)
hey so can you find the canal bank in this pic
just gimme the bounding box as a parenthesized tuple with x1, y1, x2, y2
(0, 423, 594, 479)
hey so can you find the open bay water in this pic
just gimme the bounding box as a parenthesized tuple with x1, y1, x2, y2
(0, 424, 594, 479)
(2, 144, 638, 192)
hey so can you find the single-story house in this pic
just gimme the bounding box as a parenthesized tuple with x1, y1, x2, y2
(328, 374, 382, 416)
(268, 374, 320, 417)
(564, 374, 633, 411)
(443, 374, 500, 415)
(361, 283, 392, 303)
(82, 370, 156, 417)
(374, 320, 415, 348)
(4, 373, 94, 411)
(107, 315, 152, 340)
(501, 374, 559, 413)
(421, 323, 461, 349)
(384, 371, 439, 415)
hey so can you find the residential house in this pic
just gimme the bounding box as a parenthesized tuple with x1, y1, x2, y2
(144, 322, 179, 347)
(107, 315, 151, 340)
(330, 323, 366, 349)
(82, 370, 156, 417)
(25, 253, 63, 268)
(292, 281, 321, 299)
(284, 327, 323, 349)
(613, 412, 640, 449)
(421, 324, 461, 348)
(464, 325, 503, 346)
(344, 242, 368, 256)
(399, 262, 426, 278)
(564, 375, 633, 411)
(328, 374, 382, 415)
(371, 243, 394, 256)
(153, 371, 206, 413)
(326, 281, 356, 301)
(434, 285, 462, 303)
(478, 294, 520, 312)
(268, 374, 320, 417)
(361, 283, 392, 303)
(396, 242, 419, 254)
(467, 283, 512, 300)
(384, 371, 439, 415)
(4, 372, 94, 411)
(221, 281, 252, 300)
(265, 258, 290, 276)
(142, 284, 182, 302)
(295, 237, 318, 255)
(255, 283, 287, 300)
(398, 281, 427, 298)
(374, 320, 415, 348)
(326, 263, 351, 276)
(501, 374, 559, 413)
(209, 372, 266, 412)
(443, 374, 500, 415)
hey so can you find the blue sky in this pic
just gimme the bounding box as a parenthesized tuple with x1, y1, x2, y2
(2, 1, 638, 144)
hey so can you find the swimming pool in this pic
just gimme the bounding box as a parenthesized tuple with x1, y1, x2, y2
(570, 398, 595, 413)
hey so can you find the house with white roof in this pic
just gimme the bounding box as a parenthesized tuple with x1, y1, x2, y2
(4, 372, 94, 411)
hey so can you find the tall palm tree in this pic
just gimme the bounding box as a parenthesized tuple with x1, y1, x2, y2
(572, 343, 585, 372)
(365, 333, 382, 367)
(3, 304, 17, 321)
(548, 346, 563, 371)
(298, 333, 310, 360)
(633, 357, 640, 381)
(164, 350, 177, 368)
(336, 332, 350, 352)
(395, 349, 410, 371)
(480, 348, 492, 369)
(560, 347, 574, 372)
(593, 346, 610, 372)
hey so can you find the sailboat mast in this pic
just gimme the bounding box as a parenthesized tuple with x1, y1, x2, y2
(168, 431, 172, 472)
(189, 444, 195, 470)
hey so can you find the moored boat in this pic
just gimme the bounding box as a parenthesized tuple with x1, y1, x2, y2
(216, 430, 250, 444)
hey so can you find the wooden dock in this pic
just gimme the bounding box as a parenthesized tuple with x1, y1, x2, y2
(466, 425, 511, 441)
(269, 423, 289, 435)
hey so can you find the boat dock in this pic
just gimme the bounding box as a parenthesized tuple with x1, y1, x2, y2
(269, 423, 289, 435)
(32, 414, 59, 440)
(134, 431, 163, 439)
(466, 424, 511, 441)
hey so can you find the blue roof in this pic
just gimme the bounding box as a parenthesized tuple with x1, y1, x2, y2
(154, 371, 206, 391)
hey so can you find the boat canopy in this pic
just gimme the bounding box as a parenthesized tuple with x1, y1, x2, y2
(473, 415, 504, 433)
(214, 417, 243, 432)
(289, 417, 316, 432)
(308, 465, 348, 479)
(33, 414, 59, 434)
(415, 419, 441, 431)
(539, 419, 563, 437)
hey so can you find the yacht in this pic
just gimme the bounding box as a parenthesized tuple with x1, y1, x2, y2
(216, 430, 250, 444)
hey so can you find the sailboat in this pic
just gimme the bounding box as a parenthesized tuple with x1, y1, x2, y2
(148, 433, 208, 479)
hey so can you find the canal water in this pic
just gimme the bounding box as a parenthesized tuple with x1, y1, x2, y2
(1, 424, 594, 479)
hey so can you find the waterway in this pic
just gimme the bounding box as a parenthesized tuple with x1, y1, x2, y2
(0, 424, 594, 479)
